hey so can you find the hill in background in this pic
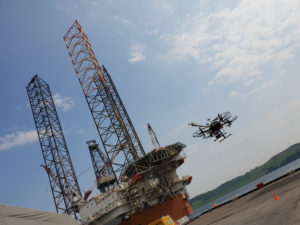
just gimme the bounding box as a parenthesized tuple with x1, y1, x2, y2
(190, 143, 300, 209)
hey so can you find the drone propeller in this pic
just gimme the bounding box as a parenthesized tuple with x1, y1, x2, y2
(224, 115, 238, 127)
(218, 114, 224, 122)
(231, 115, 238, 122)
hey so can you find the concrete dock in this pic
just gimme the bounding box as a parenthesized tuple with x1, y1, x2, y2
(190, 170, 300, 225)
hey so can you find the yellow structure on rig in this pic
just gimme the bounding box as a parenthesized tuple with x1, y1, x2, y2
(148, 215, 175, 225)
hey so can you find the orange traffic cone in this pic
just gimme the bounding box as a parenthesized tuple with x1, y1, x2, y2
(273, 193, 279, 200)
(213, 203, 218, 208)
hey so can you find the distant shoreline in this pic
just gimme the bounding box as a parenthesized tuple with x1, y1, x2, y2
(190, 143, 300, 211)
(189, 168, 300, 225)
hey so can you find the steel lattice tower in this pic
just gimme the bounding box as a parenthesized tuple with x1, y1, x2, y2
(26, 75, 82, 219)
(63, 21, 145, 185)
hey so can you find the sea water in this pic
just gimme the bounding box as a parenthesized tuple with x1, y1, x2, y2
(189, 158, 300, 219)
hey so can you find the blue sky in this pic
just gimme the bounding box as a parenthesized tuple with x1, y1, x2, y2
(1, 0, 300, 212)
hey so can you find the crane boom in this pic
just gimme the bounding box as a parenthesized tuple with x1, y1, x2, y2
(147, 123, 161, 149)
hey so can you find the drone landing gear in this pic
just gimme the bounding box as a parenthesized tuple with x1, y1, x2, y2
(217, 133, 232, 142)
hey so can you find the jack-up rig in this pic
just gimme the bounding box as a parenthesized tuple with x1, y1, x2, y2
(26, 20, 193, 225)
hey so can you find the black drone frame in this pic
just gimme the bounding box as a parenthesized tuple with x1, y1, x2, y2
(189, 112, 237, 142)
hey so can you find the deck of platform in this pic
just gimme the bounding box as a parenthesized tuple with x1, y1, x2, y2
(189, 170, 300, 225)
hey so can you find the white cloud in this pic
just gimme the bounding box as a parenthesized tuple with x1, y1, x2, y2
(15, 103, 29, 111)
(249, 79, 276, 95)
(53, 3, 73, 13)
(129, 52, 146, 63)
(153, 0, 174, 15)
(128, 43, 146, 63)
(53, 93, 75, 112)
(279, 70, 287, 77)
(0, 130, 38, 151)
(112, 14, 132, 26)
(244, 79, 255, 86)
(228, 90, 239, 97)
(159, 0, 300, 85)
(147, 30, 159, 36)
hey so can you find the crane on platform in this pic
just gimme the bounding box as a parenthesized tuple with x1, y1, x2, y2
(147, 123, 161, 150)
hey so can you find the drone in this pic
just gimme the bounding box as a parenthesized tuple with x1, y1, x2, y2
(189, 112, 237, 142)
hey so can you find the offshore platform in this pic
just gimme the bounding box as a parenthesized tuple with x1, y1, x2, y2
(26, 21, 193, 225)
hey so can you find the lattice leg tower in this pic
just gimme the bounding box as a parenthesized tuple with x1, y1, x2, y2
(63, 21, 145, 185)
(26, 75, 82, 220)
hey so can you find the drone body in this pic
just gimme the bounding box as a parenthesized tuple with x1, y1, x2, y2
(189, 112, 237, 142)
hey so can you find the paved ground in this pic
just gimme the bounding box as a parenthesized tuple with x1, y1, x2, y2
(190, 170, 300, 225)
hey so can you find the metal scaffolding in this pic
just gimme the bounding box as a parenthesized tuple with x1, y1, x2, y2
(63, 20, 145, 185)
(86, 140, 114, 193)
(123, 142, 190, 212)
(26, 75, 82, 220)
